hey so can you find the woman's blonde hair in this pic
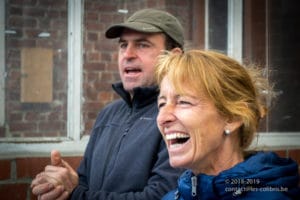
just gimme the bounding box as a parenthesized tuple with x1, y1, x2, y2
(155, 50, 274, 149)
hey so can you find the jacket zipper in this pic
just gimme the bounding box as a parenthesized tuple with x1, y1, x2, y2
(191, 176, 197, 197)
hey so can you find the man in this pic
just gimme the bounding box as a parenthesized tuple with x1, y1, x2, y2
(31, 8, 184, 200)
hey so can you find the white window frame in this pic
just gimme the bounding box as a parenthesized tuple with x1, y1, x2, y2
(205, 0, 300, 149)
(0, 0, 88, 158)
(0, 0, 5, 127)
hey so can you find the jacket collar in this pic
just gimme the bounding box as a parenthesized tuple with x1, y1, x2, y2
(112, 82, 159, 108)
(176, 152, 300, 199)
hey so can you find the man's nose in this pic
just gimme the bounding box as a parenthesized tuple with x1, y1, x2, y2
(123, 44, 137, 58)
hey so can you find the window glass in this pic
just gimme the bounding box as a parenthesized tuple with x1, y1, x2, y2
(2, 0, 68, 139)
(243, 0, 300, 132)
(207, 0, 228, 53)
(267, 0, 300, 132)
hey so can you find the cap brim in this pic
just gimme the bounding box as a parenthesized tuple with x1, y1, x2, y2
(105, 22, 162, 38)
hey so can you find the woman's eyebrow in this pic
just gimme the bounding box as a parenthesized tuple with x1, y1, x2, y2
(158, 95, 166, 101)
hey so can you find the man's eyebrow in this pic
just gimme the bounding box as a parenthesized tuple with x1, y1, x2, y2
(118, 37, 151, 43)
(118, 38, 125, 43)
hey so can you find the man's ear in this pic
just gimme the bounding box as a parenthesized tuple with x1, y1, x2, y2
(170, 47, 183, 54)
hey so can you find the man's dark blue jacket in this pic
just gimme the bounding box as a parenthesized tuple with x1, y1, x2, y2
(70, 83, 182, 199)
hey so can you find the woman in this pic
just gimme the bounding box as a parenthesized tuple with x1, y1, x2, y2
(155, 50, 300, 199)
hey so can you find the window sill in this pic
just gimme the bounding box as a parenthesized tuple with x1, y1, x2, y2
(0, 133, 300, 159)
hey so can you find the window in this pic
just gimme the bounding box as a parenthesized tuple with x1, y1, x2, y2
(205, 0, 300, 147)
(0, 0, 87, 157)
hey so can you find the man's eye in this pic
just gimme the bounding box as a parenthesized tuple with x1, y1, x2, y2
(137, 43, 149, 48)
(119, 43, 127, 49)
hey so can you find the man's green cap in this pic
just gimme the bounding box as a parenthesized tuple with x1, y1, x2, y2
(105, 9, 184, 47)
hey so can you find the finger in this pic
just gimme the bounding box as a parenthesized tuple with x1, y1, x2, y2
(44, 167, 74, 192)
(31, 173, 51, 188)
(44, 165, 63, 172)
(51, 150, 62, 166)
(55, 191, 70, 200)
(62, 160, 78, 186)
(39, 185, 65, 200)
(34, 171, 64, 188)
(43, 161, 78, 194)
(60, 159, 74, 173)
(32, 182, 54, 196)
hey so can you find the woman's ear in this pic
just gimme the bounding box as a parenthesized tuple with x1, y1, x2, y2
(225, 117, 243, 133)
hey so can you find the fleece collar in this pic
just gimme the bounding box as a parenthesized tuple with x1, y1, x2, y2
(112, 82, 159, 109)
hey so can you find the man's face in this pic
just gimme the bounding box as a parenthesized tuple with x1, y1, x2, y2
(118, 30, 166, 93)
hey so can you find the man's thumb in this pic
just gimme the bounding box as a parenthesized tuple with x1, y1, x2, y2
(51, 149, 62, 166)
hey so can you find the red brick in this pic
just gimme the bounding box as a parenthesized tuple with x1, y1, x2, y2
(98, 91, 113, 102)
(38, 121, 65, 132)
(24, 112, 42, 121)
(94, 81, 112, 91)
(10, 0, 37, 6)
(86, 86, 98, 101)
(84, 120, 95, 132)
(83, 102, 103, 111)
(102, 72, 116, 81)
(16, 157, 50, 178)
(10, 122, 37, 132)
(84, 63, 105, 71)
(23, 7, 45, 17)
(274, 150, 287, 158)
(0, 183, 28, 200)
(87, 32, 98, 41)
(87, 111, 98, 120)
(85, 22, 104, 31)
(100, 13, 114, 24)
(9, 113, 23, 121)
(0, 160, 11, 180)
(288, 149, 300, 165)
(31, 192, 39, 200)
(48, 10, 60, 18)
(86, 72, 99, 82)
(63, 157, 83, 170)
(48, 112, 62, 121)
(87, 52, 101, 62)
(95, 4, 116, 11)
(100, 52, 112, 62)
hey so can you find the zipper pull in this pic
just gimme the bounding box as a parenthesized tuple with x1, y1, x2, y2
(191, 176, 197, 197)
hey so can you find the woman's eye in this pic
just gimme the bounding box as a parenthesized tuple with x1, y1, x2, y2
(178, 100, 192, 105)
(158, 102, 166, 109)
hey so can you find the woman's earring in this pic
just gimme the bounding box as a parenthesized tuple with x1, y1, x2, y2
(224, 129, 231, 135)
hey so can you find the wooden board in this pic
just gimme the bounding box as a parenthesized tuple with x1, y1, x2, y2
(21, 48, 53, 103)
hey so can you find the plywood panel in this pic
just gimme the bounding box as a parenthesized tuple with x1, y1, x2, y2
(21, 48, 53, 103)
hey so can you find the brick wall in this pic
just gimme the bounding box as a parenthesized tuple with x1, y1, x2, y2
(0, 149, 299, 200)
(0, 156, 82, 200)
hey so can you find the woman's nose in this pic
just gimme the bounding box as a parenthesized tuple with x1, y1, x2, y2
(157, 105, 177, 127)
